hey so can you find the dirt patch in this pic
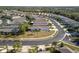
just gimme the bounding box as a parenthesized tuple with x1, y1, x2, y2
(17, 31, 55, 38)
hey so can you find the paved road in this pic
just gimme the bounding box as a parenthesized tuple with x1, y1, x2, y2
(0, 15, 66, 45)
(49, 13, 79, 48)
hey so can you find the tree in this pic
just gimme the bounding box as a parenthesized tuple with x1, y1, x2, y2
(25, 15, 35, 24)
(0, 32, 1, 38)
(7, 49, 16, 53)
(55, 16, 61, 22)
(28, 45, 38, 53)
(59, 42, 64, 47)
(1, 15, 12, 20)
(0, 10, 3, 13)
(52, 41, 58, 47)
(19, 22, 29, 34)
(45, 46, 61, 53)
(13, 40, 22, 52)
(48, 23, 52, 26)
(6, 44, 8, 52)
(50, 47, 61, 53)
(74, 27, 79, 32)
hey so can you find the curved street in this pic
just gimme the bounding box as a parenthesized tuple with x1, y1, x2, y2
(21, 16, 66, 45)
(0, 14, 66, 45)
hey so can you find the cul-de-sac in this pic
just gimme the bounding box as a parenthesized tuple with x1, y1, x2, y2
(0, 6, 79, 53)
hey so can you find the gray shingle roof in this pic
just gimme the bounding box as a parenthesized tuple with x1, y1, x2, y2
(12, 17, 26, 24)
(0, 28, 13, 32)
(30, 26, 49, 31)
(0, 24, 19, 32)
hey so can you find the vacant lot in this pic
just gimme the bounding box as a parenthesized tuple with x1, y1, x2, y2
(0, 30, 55, 40)
(18, 30, 55, 38)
